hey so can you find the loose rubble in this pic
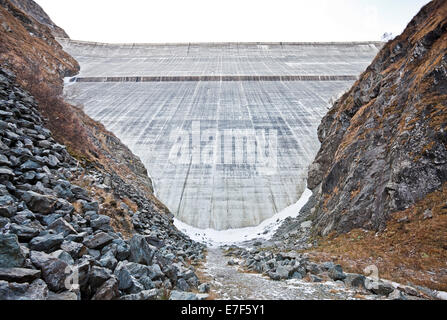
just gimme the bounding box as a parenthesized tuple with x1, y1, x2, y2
(222, 245, 435, 300)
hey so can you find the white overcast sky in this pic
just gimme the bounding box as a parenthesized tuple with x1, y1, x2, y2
(35, 0, 431, 43)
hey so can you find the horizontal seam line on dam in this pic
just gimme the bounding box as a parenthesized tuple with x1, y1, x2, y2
(57, 38, 384, 47)
(72, 75, 359, 83)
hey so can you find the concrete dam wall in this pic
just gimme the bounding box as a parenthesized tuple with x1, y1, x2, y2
(61, 40, 381, 230)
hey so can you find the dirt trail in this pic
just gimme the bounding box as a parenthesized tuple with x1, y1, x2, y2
(200, 248, 366, 300)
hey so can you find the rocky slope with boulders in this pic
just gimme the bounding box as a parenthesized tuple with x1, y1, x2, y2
(0, 67, 206, 300)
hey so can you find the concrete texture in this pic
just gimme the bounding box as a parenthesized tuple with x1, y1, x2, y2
(62, 41, 380, 230)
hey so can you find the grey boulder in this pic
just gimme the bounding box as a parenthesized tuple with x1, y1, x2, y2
(129, 235, 156, 266)
(83, 232, 114, 250)
(0, 268, 41, 283)
(21, 191, 56, 214)
(0, 234, 26, 268)
(29, 233, 64, 253)
(0, 279, 48, 300)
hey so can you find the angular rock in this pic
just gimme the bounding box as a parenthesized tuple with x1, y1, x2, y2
(48, 218, 77, 236)
(370, 281, 395, 296)
(81, 201, 99, 213)
(90, 215, 111, 230)
(21, 191, 56, 214)
(139, 276, 155, 290)
(0, 195, 16, 217)
(344, 273, 366, 289)
(128, 279, 145, 294)
(0, 268, 41, 283)
(92, 277, 119, 300)
(227, 259, 238, 266)
(83, 232, 114, 250)
(60, 240, 86, 259)
(125, 262, 152, 279)
(309, 274, 323, 282)
(0, 234, 25, 268)
(51, 250, 75, 265)
(0, 167, 15, 177)
(267, 271, 280, 281)
(0, 280, 27, 300)
(147, 264, 164, 280)
(276, 265, 293, 280)
(29, 250, 70, 292)
(115, 265, 133, 291)
(41, 258, 69, 292)
(176, 278, 190, 291)
(47, 291, 78, 300)
(116, 243, 130, 261)
(129, 235, 156, 266)
(328, 265, 346, 281)
(388, 289, 408, 300)
(306, 262, 322, 275)
(10, 224, 40, 241)
(99, 251, 117, 270)
(27, 279, 49, 300)
(0, 279, 48, 300)
(29, 233, 64, 253)
(89, 266, 112, 291)
(29, 250, 54, 268)
(0, 216, 9, 229)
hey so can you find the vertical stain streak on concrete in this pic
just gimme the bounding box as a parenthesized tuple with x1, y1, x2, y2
(62, 41, 380, 230)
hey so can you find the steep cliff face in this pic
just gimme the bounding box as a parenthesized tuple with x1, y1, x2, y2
(8, 0, 68, 38)
(308, 0, 447, 236)
(0, 0, 78, 87)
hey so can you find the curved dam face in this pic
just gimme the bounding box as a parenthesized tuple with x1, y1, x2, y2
(61, 40, 381, 230)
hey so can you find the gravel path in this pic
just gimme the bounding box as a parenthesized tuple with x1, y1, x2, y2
(200, 248, 367, 300)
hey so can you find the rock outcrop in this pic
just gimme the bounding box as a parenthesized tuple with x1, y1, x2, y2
(8, 0, 69, 38)
(307, 0, 447, 236)
(0, 0, 78, 87)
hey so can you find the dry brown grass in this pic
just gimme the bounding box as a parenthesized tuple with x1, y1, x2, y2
(16, 66, 100, 162)
(122, 198, 139, 213)
(306, 183, 447, 291)
(94, 188, 136, 240)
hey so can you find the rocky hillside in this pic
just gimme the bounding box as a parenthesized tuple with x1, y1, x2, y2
(0, 0, 207, 300)
(0, 0, 167, 211)
(8, 0, 68, 38)
(0, 0, 78, 88)
(308, 0, 447, 236)
(0, 66, 205, 301)
(272, 0, 447, 291)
